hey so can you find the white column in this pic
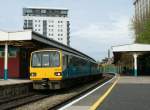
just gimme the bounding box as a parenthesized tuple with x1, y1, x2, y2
(4, 43, 8, 80)
(133, 53, 138, 76)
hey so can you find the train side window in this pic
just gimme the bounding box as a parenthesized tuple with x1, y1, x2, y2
(63, 55, 67, 70)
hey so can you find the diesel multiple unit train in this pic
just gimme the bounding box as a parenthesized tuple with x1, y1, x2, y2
(30, 48, 102, 89)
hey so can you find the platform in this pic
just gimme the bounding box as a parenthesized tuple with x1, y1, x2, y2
(61, 76, 150, 110)
(0, 79, 32, 86)
(60, 76, 116, 110)
(0, 79, 32, 99)
(98, 76, 150, 110)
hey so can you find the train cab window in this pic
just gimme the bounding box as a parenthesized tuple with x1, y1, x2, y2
(32, 51, 60, 67)
(32, 53, 41, 67)
(49, 51, 60, 67)
(42, 52, 50, 67)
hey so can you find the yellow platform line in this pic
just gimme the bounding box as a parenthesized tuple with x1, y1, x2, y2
(89, 76, 120, 110)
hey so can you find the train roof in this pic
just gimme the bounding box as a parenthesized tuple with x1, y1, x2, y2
(32, 48, 97, 63)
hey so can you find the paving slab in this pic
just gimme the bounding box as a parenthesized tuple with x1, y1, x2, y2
(98, 76, 150, 110)
(0, 79, 32, 86)
(62, 77, 116, 110)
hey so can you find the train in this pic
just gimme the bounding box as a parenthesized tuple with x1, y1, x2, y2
(30, 48, 102, 89)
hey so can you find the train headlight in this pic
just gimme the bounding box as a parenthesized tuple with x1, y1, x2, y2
(30, 73, 36, 77)
(55, 72, 62, 76)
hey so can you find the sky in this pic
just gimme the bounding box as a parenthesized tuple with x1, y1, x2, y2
(0, 0, 134, 61)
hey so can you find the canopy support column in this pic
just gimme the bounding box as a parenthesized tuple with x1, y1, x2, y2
(4, 42, 8, 80)
(133, 53, 138, 76)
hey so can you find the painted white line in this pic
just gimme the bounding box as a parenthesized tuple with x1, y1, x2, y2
(58, 74, 117, 110)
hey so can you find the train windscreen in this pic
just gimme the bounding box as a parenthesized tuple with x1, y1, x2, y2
(31, 51, 60, 67)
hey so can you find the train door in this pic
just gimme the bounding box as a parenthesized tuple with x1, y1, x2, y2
(62, 53, 68, 78)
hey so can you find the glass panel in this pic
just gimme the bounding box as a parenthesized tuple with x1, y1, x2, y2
(32, 53, 41, 67)
(42, 52, 49, 67)
(0, 51, 4, 57)
(32, 51, 60, 67)
(9, 50, 16, 57)
(0, 50, 16, 58)
(49, 51, 60, 67)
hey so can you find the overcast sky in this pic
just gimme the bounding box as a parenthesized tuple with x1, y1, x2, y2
(0, 0, 134, 61)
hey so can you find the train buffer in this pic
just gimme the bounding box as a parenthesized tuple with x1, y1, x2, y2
(59, 76, 150, 110)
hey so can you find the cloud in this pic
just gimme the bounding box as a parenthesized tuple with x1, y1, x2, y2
(71, 16, 133, 60)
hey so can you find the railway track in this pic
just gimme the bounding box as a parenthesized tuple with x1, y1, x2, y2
(0, 73, 114, 110)
(0, 91, 53, 110)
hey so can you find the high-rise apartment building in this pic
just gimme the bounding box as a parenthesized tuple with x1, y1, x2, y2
(23, 7, 70, 46)
(134, 0, 150, 20)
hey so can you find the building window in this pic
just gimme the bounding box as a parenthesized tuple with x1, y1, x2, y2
(49, 33, 53, 36)
(24, 20, 27, 28)
(58, 21, 63, 23)
(28, 20, 33, 29)
(49, 29, 54, 31)
(0, 50, 16, 58)
(58, 29, 63, 32)
(0, 51, 4, 57)
(41, 9, 46, 13)
(58, 25, 63, 28)
(26, 9, 32, 13)
(49, 25, 53, 27)
(49, 20, 54, 23)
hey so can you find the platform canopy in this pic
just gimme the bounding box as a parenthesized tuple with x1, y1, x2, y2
(112, 43, 150, 52)
(112, 43, 150, 76)
(0, 30, 95, 62)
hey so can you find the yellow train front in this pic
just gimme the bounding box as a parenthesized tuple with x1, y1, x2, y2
(30, 49, 101, 90)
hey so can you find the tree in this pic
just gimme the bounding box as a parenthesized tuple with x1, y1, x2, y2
(137, 18, 150, 43)
(131, 7, 150, 43)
